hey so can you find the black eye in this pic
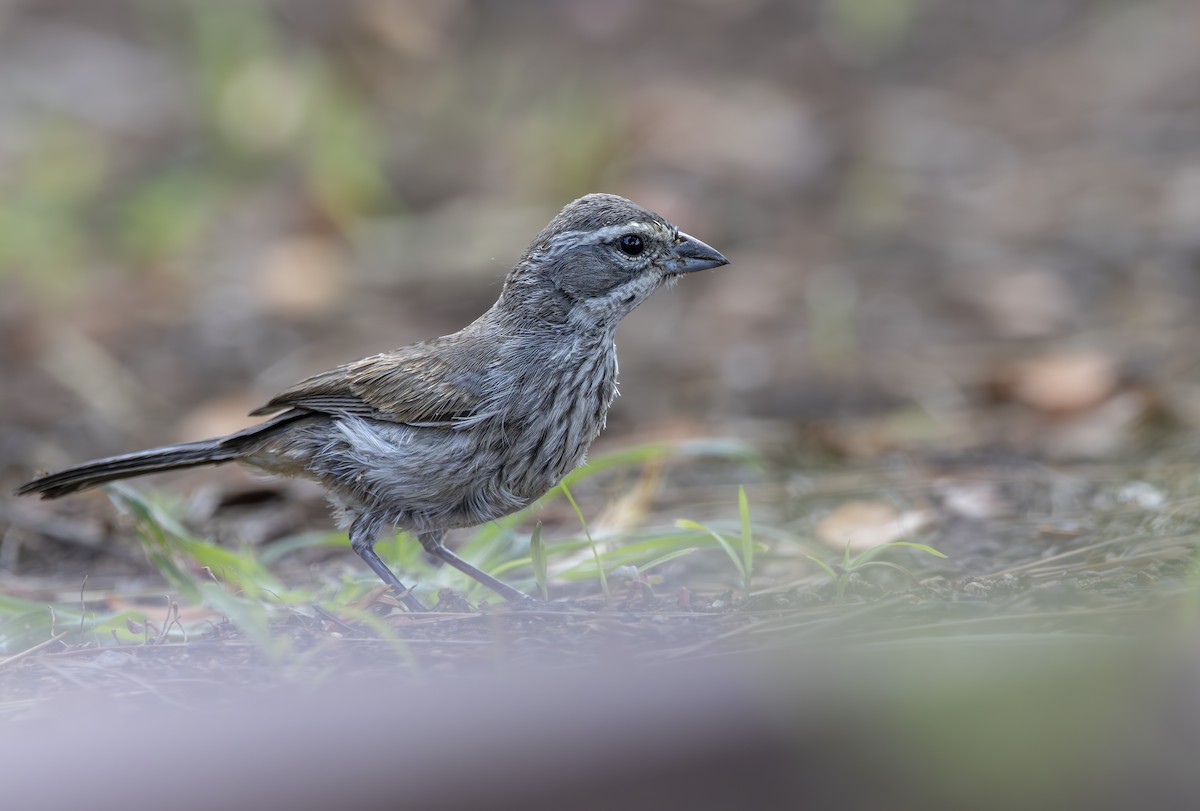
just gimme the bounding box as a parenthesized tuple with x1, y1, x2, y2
(617, 234, 644, 256)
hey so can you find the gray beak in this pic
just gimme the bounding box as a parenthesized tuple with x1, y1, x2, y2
(665, 232, 729, 274)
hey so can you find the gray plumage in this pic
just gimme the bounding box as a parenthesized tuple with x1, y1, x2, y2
(16, 193, 729, 610)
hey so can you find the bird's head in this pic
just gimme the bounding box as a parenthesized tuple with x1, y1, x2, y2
(503, 193, 729, 326)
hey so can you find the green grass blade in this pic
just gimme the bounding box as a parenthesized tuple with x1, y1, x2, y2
(802, 554, 839, 580)
(554, 533, 699, 580)
(637, 546, 700, 574)
(257, 531, 348, 567)
(562, 483, 608, 599)
(675, 519, 746, 582)
(851, 540, 948, 567)
(486, 556, 534, 579)
(530, 522, 549, 600)
(858, 559, 922, 584)
(738, 485, 754, 595)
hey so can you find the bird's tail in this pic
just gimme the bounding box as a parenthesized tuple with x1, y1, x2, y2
(15, 439, 242, 500)
(15, 413, 304, 500)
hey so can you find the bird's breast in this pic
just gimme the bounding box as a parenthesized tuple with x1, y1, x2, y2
(497, 339, 618, 500)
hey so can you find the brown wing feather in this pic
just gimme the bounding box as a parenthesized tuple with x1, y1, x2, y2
(249, 338, 491, 425)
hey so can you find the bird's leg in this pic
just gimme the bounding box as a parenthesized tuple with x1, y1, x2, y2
(418, 531, 534, 604)
(349, 514, 427, 612)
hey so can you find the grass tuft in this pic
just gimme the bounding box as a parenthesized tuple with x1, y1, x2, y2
(804, 540, 947, 603)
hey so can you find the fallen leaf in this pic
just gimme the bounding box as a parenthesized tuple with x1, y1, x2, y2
(1006, 350, 1118, 413)
(816, 500, 934, 552)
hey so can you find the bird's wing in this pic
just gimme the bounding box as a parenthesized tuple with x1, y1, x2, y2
(249, 340, 491, 425)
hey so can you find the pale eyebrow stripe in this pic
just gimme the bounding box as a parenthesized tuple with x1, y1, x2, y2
(543, 221, 667, 255)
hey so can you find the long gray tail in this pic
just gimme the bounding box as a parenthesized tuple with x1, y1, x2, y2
(15, 413, 304, 500)
(15, 440, 241, 499)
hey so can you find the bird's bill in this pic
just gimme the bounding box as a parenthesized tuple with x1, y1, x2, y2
(665, 232, 729, 274)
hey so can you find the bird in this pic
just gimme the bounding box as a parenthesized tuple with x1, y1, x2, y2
(16, 193, 729, 611)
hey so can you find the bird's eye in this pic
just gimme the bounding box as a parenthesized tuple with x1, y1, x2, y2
(617, 234, 644, 256)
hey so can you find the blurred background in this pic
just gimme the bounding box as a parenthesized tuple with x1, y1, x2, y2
(5, 0, 1200, 485)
